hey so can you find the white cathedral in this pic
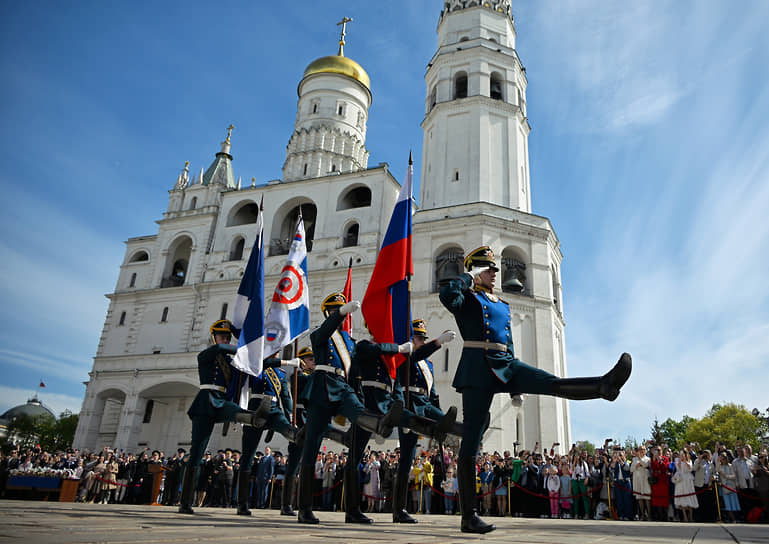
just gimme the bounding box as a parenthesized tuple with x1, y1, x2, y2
(73, 0, 572, 456)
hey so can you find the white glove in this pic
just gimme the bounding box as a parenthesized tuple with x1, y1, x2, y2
(471, 266, 490, 279)
(511, 394, 524, 408)
(398, 341, 413, 354)
(435, 330, 456, 346)
(339, 300, 361, 316)
(282, 358, 301, 368)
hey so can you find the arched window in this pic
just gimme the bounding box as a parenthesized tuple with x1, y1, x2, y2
(337, 186, 372, 210)
(129, 251, 149, 263)
(271, 203, 317, 256)
(429, 86, 437, 111)
(161, 307, 169, 322)
(119, 311, 126, 326)
(454, 71, 468, 99)
(490, 72, 504, 101)
(189, 197, 197, 210)
(228, 202, 259, 226)
(501, 247, 528, 294)
(229, 237, 245, 261)
(303, 163, 308, 176)
(434, 246, 464, 292)
(129, 273, 137, 288)
(162, 235, 193, 287)
(551, 265, 561, 311)
(142, 400, 154, 424)
(343, 223, 359, 247)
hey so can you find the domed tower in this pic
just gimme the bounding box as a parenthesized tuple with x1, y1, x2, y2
(420, 0, 531, 212)
(282, 18, 371, 182)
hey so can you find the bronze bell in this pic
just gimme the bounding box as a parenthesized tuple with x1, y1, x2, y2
(502, 276, 524, 292)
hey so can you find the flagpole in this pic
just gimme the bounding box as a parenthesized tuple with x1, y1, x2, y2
(292, 339, 298, 425)
(404, 151, 413, 410)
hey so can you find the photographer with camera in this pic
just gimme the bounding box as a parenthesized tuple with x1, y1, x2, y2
(610, 445, 633, 520)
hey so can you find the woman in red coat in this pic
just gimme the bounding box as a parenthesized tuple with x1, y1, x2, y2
(649, 446, 670, 521)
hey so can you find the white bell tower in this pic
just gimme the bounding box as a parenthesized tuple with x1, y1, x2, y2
(420, 0, 531, 212)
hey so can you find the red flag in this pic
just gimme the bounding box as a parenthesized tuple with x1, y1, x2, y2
(39, 381, 46, 388)
(342, 258, 353, 334)
(361, 155, 414, 377)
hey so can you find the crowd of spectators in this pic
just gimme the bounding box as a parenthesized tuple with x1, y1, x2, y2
(1, 439, 767, 524)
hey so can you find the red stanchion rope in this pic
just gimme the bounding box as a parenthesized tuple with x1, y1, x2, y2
(719, 483, 769, 502)
(311, 479, 342, 497)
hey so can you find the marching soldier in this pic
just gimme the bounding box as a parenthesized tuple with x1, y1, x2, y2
(280, 346, 353, 516)
(236, 357, 300, 515)
(392, 319, 458, 523)
(178, 319, 271, 514)
(439, 246, 632, 533)
(296, 293, 403, 525)
(345, 326, 457, 524)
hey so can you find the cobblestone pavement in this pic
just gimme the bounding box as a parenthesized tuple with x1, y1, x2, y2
(0, 501, 767, 544)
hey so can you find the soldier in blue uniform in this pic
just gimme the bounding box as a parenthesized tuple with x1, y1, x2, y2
(439, 246, 632, 533)
(392, 319, 458, 523)
(178, 319, 270, 515)
(280, 346, 352, 516)
(343, 328, 456, 524)
(296, 293, 404, 525)
(236, 357, 300, 515)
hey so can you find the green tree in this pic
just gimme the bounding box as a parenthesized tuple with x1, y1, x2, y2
(37, 412, 79, 452)
(685, 403, 762, 451)
(660, 415, 694, 451)
(3, 411, 78, 452)
(650, 417, 664, 446)
(576, 440, 596, 455)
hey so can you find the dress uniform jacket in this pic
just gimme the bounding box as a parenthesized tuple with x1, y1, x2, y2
(247, 365, 293, 423)
(350, 339, 401, 415)
(187, 343, 241, 421)
(396, 341, 442, 417)
(439, 273, 555, 393)
(301, 310, 356, 406)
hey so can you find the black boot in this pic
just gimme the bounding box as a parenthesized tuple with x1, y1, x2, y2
(355, 400, 403, 438)
(234, 401, 270, 427)
(551, 353, 632, 401)
(405, 406, 457, 443)
(177, 464, 196, 515)
(344, 465, 373, 524)
(236, 469, 252, 515)
(392, 470, 417, 523)
(325, 426, 352, 449)
(457, 457, 495, 534)
(297, 464, 319, 524)
(280, 475, 296, 516)
(280, 425, 302, 446)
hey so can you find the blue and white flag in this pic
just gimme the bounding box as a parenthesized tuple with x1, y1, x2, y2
(263, 217, 310, 356)
(231, 206, 265, 382)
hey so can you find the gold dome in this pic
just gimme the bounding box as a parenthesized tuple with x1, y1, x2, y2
(302, 54, 370, 91)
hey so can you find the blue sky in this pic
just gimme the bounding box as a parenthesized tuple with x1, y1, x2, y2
(1, 1, 768, 447)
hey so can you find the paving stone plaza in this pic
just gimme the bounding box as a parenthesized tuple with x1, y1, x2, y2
(0, 501, 767, 544)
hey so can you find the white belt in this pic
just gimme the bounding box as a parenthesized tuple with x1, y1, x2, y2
(361, 380, 391, 392)
(295, 403, 305, 410)
(200, 384, 226, 392)
(463, 340, 508, 352)
(406, 386, 427, 395)
(315, 365, 346, 377)
(249, 393, 277, 402)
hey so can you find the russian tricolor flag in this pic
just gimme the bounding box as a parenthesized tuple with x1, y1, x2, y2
(362, 155, 414, 377)
(231, 202, 265, 382)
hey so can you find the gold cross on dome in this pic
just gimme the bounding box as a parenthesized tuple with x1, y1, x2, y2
(225, 124, 235, 143)
(336, 17, 353, 55)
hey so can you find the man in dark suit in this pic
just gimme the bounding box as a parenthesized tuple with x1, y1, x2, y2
(440, 246, 632, 534)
